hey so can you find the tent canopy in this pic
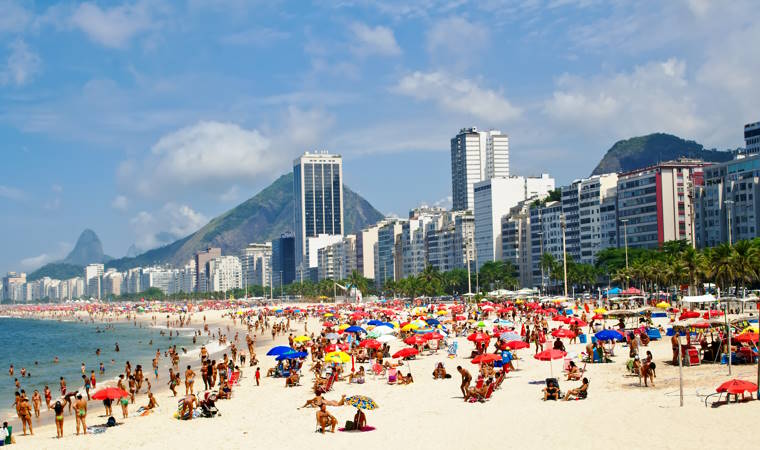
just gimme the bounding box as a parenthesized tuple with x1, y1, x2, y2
(681, 293, 717, 303)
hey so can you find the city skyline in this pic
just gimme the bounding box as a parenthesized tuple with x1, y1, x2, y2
(1, 1, 759, 276)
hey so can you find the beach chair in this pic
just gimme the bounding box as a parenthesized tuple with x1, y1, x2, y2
(544, 378, 561, 400)
(448, 341, 458, 358)
(371, 363, 386, 379)
(229, 371, 241, 386)
(315, 374, 335, 395)
(469, 383, 495, 403)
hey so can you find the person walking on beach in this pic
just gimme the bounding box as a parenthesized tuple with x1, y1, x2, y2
(60, 377, 66, 396)
(44, 386, 52, 409)
(82, 375, 91, 400)
(255, 367, 261, 386)
(53, 401, 64, 438)
(31, 390, 41, 418)
(19, 394, 32, 435)
(457, 366, 471, 398)
(74, 394, 87, 435)
(185, 365, 195, 395)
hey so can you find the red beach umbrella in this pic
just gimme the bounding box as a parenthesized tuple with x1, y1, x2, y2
(551, 329, 575, 339)
(734, 332, 759, 343)
(467, 332, 490, 342)
(534, 349, 567, 361)
(359, 339, 382, 349)
(91, 387, 130, 401)
(679, 311, 700, 320)
(426, 332, 445, 340)
(392, 347, 419, 359)
(506, 340, 530, 350)
(404, 335, 427, 346)
(716, 379, 758, 395)
(471, 353, 501, 364)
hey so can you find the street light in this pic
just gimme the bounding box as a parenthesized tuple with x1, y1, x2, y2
(561, 213, 568, 299)
(725, 199, 734, 246)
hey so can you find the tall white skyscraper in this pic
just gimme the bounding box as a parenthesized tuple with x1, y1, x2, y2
(451, 127, 510, 211)
(293, 152, 344, 278)
(744, 121, 760, 156)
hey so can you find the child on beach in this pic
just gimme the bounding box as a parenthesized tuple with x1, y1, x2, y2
(255, 367, 261, 386)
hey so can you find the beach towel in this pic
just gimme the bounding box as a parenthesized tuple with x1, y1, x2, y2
(448, 341, 458, 358)
(339, 426, 376, 432)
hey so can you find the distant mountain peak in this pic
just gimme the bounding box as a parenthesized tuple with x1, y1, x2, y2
(106, 172, 385, 271)
(591, 133, 733, 175)
(64, 229, 108, 266)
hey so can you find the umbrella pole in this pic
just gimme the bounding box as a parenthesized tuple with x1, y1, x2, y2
(678, 334, 684, 407)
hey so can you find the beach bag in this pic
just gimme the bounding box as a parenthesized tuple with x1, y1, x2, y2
(344, 420, 356, 431)
(107, 416, 116, 427)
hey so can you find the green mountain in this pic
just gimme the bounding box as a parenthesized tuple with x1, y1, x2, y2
(28, 262, 84, 282)
(107, 172, 384, 271)
(591, 133, 733, 175)
(63, 229, 112, 265)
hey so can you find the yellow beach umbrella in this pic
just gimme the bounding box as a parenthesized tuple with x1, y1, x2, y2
(656, 301, 670, 309)
(401, 323, 418, 332)
(743, 325, 759, 333)
(324, 351, 350, 363)
(437, 310, 448, 316)
(294, 335, 311, 343)
(593, 307, 607, 314)
(338, 324, 350, 330)
(324, 313, 334, 317)
(515, 299, 524, 304)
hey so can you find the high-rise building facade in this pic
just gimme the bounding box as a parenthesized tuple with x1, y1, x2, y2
(374, 219, 404, 288)
(529, 201, 564, 288)
(241, 243, 272, 288)
(616, 159, 704, 249)
(271, 232, 296, 288)
(473, 174, 555, 267)
(194, 247, 221, 292)
(695, 154, 760, 247)
(356, 225, 379, 280)
(2, 272, 26, 302)
(84, 263, 104, 299)
(745, 121, 760, 156)
(293, 152, 344, 276)
(577, 174, 618, 264)
(451, 127, 510, 211)
(207, 256, 242, 293)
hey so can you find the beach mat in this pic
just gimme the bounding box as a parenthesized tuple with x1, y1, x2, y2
(339, 426, 376, 432)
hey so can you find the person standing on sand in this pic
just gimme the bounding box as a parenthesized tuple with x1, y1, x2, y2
(255, 367, 260, 386)
(31, 390, 41, 418)
(53, 401, 64, 438)
(44, 385, 52, 409)
(185, 365, 195, 395)
(19, 395, 33, 435)
(74, 394, 87, 435)
(457, 366, 472, 398)
(671, 331, 680, 364)
(60, 376, 66, 396)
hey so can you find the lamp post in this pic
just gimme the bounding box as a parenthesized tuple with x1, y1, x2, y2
(725, 199, 734, 246)
(561, 213, 568, 299)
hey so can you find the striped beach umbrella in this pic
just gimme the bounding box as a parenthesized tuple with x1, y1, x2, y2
(345, 395, 378, 410)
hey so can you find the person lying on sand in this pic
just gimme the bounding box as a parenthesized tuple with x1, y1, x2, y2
(299, 393, 345, 409)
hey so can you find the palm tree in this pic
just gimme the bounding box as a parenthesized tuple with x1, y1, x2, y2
(540, 253, 558, 293)
(710, 243, 736, 295)
(680, 247, 705, 295)
(418, 265, 443, 296)
(346, 270, 369, 298)
(732, 240, 759, 295)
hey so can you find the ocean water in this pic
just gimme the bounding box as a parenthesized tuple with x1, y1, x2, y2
(0, 317, 202, 417)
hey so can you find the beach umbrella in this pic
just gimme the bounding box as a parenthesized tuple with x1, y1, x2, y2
(471, 353, 501, 364)
(593, 307, 607, 314)
(267, 346, 296, 356)
(691, 321, 711, 329)
(656, 301, 670, 309)
(734, 332, 759, 343)
(277, 351, 307, 361)
(703, 310, 724, 319)
(591, 314, 604, 320)
(367, 319, 385, 326)
(322, 322, 335, 328)
(293, 335, 311, 343)
(567, 318, 587, 327)
(345, 326, 367, 334)
(743, 325, 759, 333)
(500, 332, 522, 342)
(506, 340, 530, 350)
(325, 351, 351, 363)
(551, 329, 575, 339)
(425, 318, 441, 326)
(359, 339, 382, 349)
(679, 311, 700, 320)
(716, 379, 758, 395)
(392, 347, 419, 359)
(595, 330, 624, 341)
(345, 395, 378, 410)
(426, 332, 445, 341)
(534, 349, 567, 377)
(404, 335, 428, 346)
(373, 325, 395, 335)
(325, 333, 340, 340)
(467, 332, 490, 342)
(91, 387, 130, 400)
(376, 334, 396, 344)
(401, 323, 419, 332)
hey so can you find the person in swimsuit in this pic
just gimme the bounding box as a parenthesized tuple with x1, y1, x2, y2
(120, 395, 129, 418)
(19, 395, 33, 435)
(315, 404, 337, 433)
(185, 365, 195, 395)
(457, 366, 472, 398)
(53, 400, 64, 438)
(180, 395, 196, 420)
(74, 394, 87, 435)
(44, 385, 52, 409)
(31, 390, 41, 418)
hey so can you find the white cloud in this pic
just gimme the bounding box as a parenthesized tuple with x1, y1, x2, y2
(218, 185, 239, 203)
(112, 195, 129, 211)
(349, 22, 401, 56)
(1, 40, 41, 86)
(129, 203, 208, 252)
(20, 242, 72, 269)
(393, 71, 521, 123)
(0, 185, 25, 201)
(220, 27, 290, 46)
(70, 1, 162, 48)
(0, 0, 32, 33)
(426, 17, 488, 60)
(543, 58, 703, 139)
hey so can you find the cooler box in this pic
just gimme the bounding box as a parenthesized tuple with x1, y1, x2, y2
(579, 334, 587, 344)
(666, 328, 674, 336)
(647, 328, 662, 340)
(686, 348, 700, 366)
(591, 336, 598, 344)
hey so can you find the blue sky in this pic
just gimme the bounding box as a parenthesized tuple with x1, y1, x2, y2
(1, 0, 758, 274)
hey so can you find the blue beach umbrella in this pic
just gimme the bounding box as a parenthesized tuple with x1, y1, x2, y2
(595, 329, 624, 341)
(368, 320, 385, 326)
(276, 351, 307, 361)
(425, 318, 441, 326)
(267, 346, 296, 356)
(345, 326, 367, 334)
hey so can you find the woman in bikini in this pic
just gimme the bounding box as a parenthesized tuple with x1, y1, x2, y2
(53, 400, 64, 438)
